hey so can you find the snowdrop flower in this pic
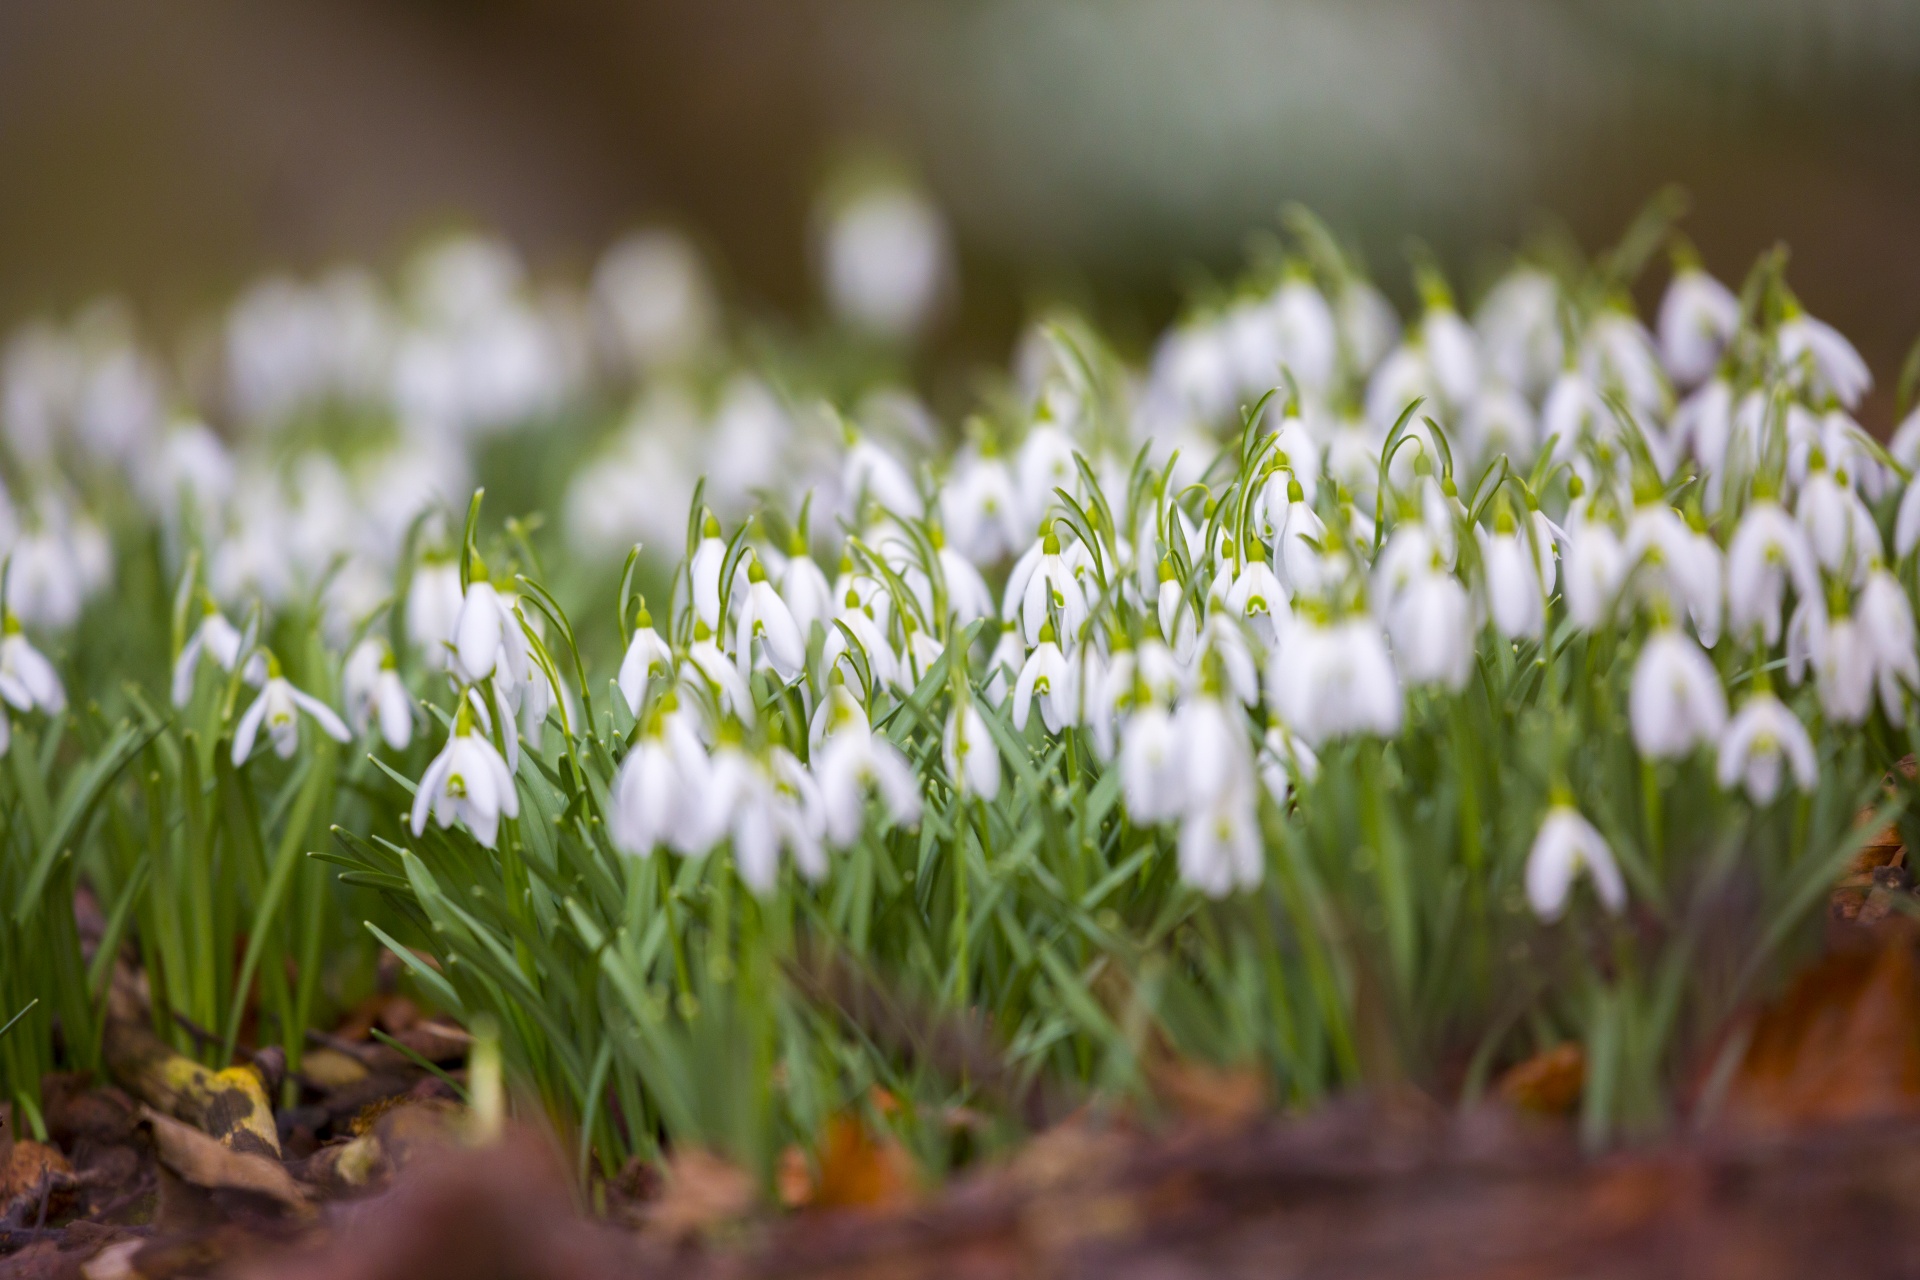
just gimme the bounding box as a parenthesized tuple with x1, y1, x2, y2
(1195, 613, 1261, 707)
(1267, 617, 1402, 746)
(1860, 567, 1920, 718)
(406, 558, 465, 670)
(1716, 694, 1817, 805)
(689, 517, 729, 631)
(844, 436, 923, 518)
(1475, 268, 1563, 397)
(1422, 306, 1480, 407)
(0, 621, 64, 717)
(232, 665, 351, 765)
(1778, 311, 1871, 409)
(1797, 466, 1880, 583)
(591, 229, 717, 373)
(820, 184, 951, 341)
(1386, 566, 1474, 690)
(1012, 626, 1075, 734)
(1119, 702, 1184, 824)
(411, 708, 519, 848)
(616, 609, 674, 714)
(1480, 520, 1546, 642)
(1809, 610, 1875, 725)
(815, 685, 921, 846)
(1020, 529, 1088, 645)
(687, 634, 755, 724)
(1269, 476, 1330, 597)
(1270, 277, 1338, 395)
(1725, 502, 1819, 646)
(608, 715, 698, 857)
(1624, 505, 1722, 644)
(1462, 382, 1537, 467)
(1582, 312, 1666, 411)
(943, 699, 1001, 801)
(342, 637, 412, 751)
(1222, 550, 1289, 643)
(1657, 267, 1739, 388)
(1564, 518, 1627, 630)
(1525, 802, 1626, 921)
(937, 537, 996, 626)
(1179, 795, 1262, 897)
(940, 451, 1023, 564)
(171, 603, 265, 708)
(734, 556, 805, 681)
(1541, 371, 1609, 461)
(1337, 280, 1399, 375)
(454, 578, 531, 697)
(1015, 424, 1080, 533)
(696, 746, 826, 891)
(1894, 475, 1920, 560)
(1628, 628, 1728, 760)
(777, 545, 834, 638)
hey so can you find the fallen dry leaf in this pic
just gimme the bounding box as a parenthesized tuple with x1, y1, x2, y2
(1497, 1043, 1586, 1115)
(1147, 1058, 1268, 1128)
(809, 1114, 915, 1211)
(300, 1047, 371, 1091)
(1719, 929, 1920, 1130)
(0, 1138, 72, 1207)
(137, 1107, 308, 1211)
(644, 1147, 755, 1240)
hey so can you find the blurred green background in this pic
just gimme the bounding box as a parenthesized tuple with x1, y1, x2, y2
(3, 0, 1918, 423)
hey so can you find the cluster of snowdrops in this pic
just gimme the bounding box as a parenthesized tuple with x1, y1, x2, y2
(2, 204, 1917, 1157)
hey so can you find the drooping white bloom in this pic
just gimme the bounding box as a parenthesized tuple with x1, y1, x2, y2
(1269, 478, 1331, 598)
(1797, 468, 1881, 583)
(1808, 611, 1875, 725)
(1475, 268, 1563, 397)
(172, 605, 256, 707)
(454, 580, 530, 694)
(1266, 617, 1402, 746)
(1270, 278, 1338, 395)
(1422, 306, 1481, 406)
(405, 559, 464, 670)
(1385, 567, 1474, 691)
(940, 452, 1023, 564)
(1480, 524, 1546, 642)
(1657, 268, 1740, 388)
(1725, 502, 1819, 647)
(1582, 311, 1666, 411)
(232, 671, 352, 765)
(0, 624, 64, 717)
(820, 185, 951, 341)
(616, 619, 674, 715)
(608, 711, 702, 857)
(1628, 628, 1728, 760)
(1894, 476, 1920, 560)
(1019, 532, 1088, 645)
(1011, 633, 1075, 734)
(687, 637, 755, 724)
(1716, 694, 1817, 805)
(411, 714, 520, 848)
(1222, 554, 1289, 643)
(1337, 281, 1399, 375)
(776, 549, 834, 640)
(342, 637, 412, 751)
(1860, 567, 1920, 719)
(844, 436, 923, 518)
(814, 685, 922, 846)
(734, 559, 805, 681)
(591, 229, 717, 373)
(1119, 702, 1184, 824)
(1564, 518, 1627, 630)
(1525, 804, 1626, 921)
(1178, 795, 1263, 898)
(938, 544, 996, 627)
(942, 699, 1001, 801)
(1624, 505, 1723, 645)
(1778, 312, 1871, 409)
(1015, 424, 1080, 533)
(689, 525, 729, 631)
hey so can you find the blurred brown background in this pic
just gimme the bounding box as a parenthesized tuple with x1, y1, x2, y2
(3, 0, 1919, 420)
